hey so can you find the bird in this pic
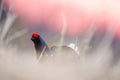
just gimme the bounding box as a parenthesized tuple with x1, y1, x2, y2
(51, 45, 78, 57)
(31, 32, 79, 61)
(31, 32, 51, 59)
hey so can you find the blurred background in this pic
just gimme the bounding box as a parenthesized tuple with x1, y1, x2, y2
(1, 0, 120, 63)
(1, 0, 120, 80)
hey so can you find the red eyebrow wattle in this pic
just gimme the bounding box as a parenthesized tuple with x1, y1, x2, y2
(32, 33, 40, 37)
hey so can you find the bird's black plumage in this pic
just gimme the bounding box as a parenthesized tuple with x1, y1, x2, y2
(31, 33, 78, 61)
(31, 33, 51, 58)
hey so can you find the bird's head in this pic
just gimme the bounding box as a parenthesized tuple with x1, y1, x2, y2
(31, 32, 40, 42)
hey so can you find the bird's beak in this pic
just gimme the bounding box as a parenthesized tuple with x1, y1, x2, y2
(31, 37, 34, 41)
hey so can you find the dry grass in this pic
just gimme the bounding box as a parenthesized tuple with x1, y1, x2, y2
(0, 42, 119, 80)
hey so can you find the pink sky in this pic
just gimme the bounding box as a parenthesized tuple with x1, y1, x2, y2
(5, 0, 120, 36)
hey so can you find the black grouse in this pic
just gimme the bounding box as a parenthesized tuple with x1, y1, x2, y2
(31, 33, 51, 58)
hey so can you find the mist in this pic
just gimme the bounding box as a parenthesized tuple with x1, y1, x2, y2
(0, 0, 120, 80)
